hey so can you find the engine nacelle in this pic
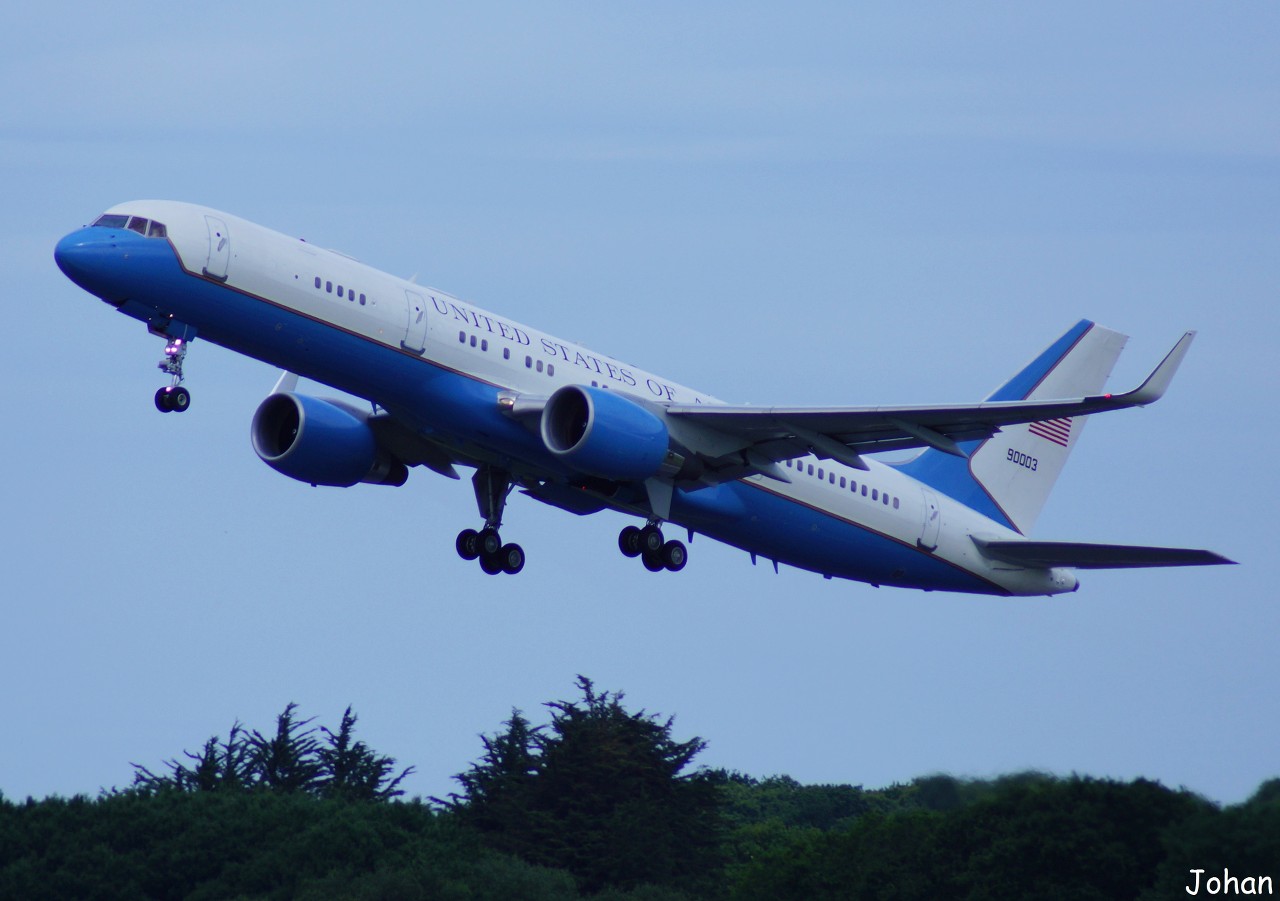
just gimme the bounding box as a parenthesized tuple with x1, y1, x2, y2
(251, 393, 408, 487)
(540, 385, 671, 481)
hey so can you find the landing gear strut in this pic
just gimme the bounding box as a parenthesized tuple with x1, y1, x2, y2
(618, 522, 687, 573)
(154, 337, 191, 413)
(456, 466, 525, 575)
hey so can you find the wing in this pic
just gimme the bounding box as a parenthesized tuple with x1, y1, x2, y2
(664, 330, 1195, 483)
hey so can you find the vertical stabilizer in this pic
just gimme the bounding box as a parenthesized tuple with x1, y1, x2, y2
(894, 320, 1128, 534)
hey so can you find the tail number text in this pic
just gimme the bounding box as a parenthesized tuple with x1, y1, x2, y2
(1007, 449, 1039, 471)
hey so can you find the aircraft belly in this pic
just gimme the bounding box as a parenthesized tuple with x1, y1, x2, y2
(671, 480, 1006, 595)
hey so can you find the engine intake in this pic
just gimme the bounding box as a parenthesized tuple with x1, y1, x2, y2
(251, 393, 408, 487)
(540, 385, 671, 481)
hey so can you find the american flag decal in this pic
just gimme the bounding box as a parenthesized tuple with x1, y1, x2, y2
(1028, 417, 1072, 447)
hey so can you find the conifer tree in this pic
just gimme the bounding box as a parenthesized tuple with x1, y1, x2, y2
(448, 676, 723, 893)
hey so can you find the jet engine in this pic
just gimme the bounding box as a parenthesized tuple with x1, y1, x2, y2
(251, 393, 408, 487)
(540, 385, 672, 481)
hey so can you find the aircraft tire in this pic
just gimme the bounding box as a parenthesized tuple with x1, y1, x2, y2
(500, 543, 525, 575)
(641, 549, 665, 572)
(479, 550, 504, 575)
(456, 528, 481, 560)
(479, 527, 502, 556)
(169, 386, 191, 412)
(154, 388, 172, 412)
(618, 525, 643, 557)
(660, 540, 687, 572)
(639, 525, 664, 554)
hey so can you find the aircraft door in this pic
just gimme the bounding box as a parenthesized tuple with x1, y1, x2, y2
(203, 216, 230, 281)
(918, 488, 941, 551)
(402, 289, 430, 354)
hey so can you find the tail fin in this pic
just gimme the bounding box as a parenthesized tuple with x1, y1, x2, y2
(894, 320, 1127, 534)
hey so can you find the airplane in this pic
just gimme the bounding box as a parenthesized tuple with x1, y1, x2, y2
(54, 201, 1234, 595)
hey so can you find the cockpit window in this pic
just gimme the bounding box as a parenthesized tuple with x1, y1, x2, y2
(90, 213, 168, 238)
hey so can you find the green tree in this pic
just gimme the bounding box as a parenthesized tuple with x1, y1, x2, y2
(247, 702, 323, 794)
(317, 706, 415, 801)
(131, 722, 253, 794)
(1141, 782, 1280, 899)
(129, 703, 412, 801)
(451, 708, 543, 839)
(449, 676, 723, 894)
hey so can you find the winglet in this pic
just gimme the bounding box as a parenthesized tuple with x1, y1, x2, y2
(1117, 330, 1196, 406)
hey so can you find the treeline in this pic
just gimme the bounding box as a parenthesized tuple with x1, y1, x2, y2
(1, 679, 1276, 900)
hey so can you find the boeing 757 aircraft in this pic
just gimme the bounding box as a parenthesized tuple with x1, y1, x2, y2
(54, 202, 1233, 594)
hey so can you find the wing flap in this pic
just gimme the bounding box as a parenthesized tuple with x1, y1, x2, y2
(973, 538, 1236, 570)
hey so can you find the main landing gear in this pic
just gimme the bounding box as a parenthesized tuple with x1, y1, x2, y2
(618, 522, 687, 573)
(154, 337, 191, 413)
(455, 466, 525, 575)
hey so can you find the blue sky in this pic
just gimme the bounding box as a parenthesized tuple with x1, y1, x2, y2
(2, 3, 1276, 806)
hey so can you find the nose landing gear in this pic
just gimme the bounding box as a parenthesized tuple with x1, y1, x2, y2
(619, 522, 687, 573)
(154, 337, 191, 413)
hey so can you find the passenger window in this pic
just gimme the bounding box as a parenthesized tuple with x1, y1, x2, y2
(872, 489, 879, 501)
(829, 472, 835, 484)
(314, 277, 322, 289)
(337, 286, 344, 298)
(893, 497, 900, 510)
(504, 348, 510, 360)
(525, 356, 532, 368)
(807, 464, 814, 476)
(326, 281, 333, 293)
(817, 467, 824, 480)
(481, 339, 489, 351)
(536, 360, 544, 373)
(883, 493, 890, 505)
(548, 364, 555, 376)
(469, 336, 477, 347)
(458, 331, 466, 343)
(359, 293, 366, 305)
(839, 476, 846, 488)
(127, 217, 148, 235)
(147, 221, 167, 238)
(861, 485, 867, 496)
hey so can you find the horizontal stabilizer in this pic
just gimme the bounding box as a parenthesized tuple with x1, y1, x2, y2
(973, 538, 1236, 569)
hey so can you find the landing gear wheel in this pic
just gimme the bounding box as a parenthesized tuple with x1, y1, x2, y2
(639, 524, 665, 554)
(499, 543, 525, 575)
(618, 525, 643, 558)
(154, 386, 191, 413)
(478, 527, 502, 557)
(168, 386, 191, 412)
(660, 540, 687, 572)
(456, 528, 481, 561)
(479, 551, 504, 575)
(641, 549, 665, 572)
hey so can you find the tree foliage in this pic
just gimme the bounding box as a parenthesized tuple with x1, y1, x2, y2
(130, 703, 413, 802)
(1, 685, 1274, 899)
(448, 676, 722, 894)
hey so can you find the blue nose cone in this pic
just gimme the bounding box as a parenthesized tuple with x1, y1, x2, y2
(54, 228, 108, 288)
(54, 226, 144, 301)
